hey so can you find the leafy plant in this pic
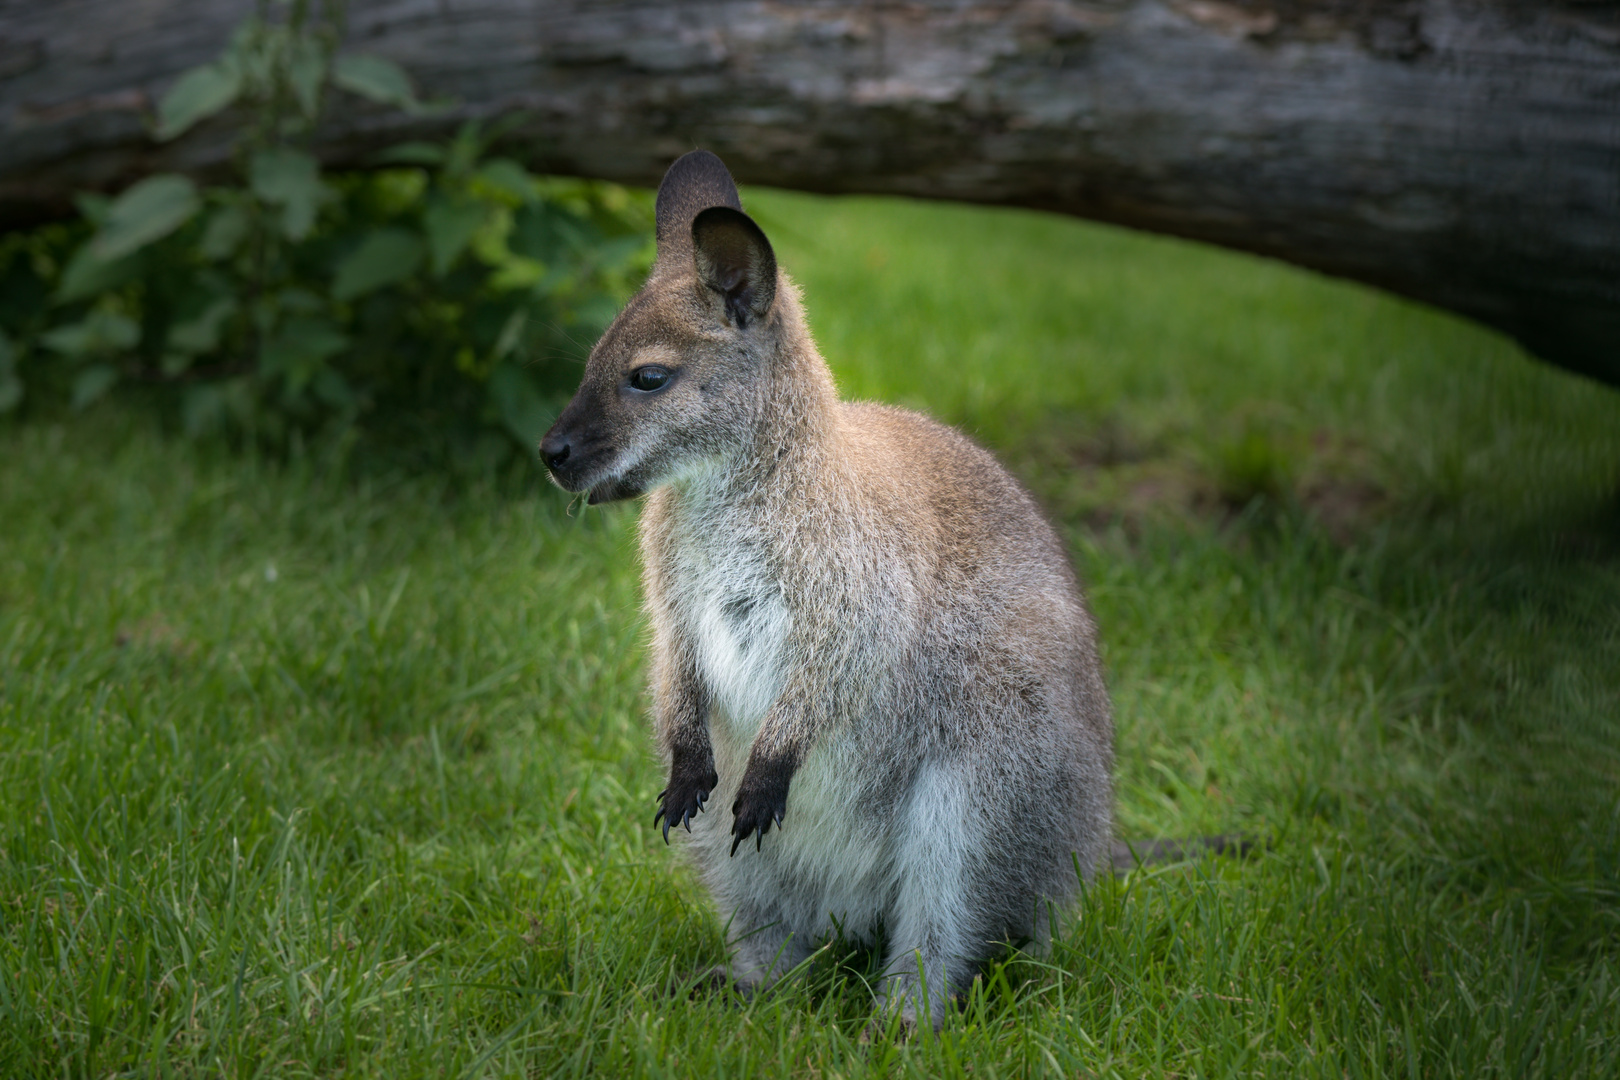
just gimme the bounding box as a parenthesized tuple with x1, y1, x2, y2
(0, 0, 652, 457)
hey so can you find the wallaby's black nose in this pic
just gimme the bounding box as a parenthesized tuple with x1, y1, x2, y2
(541, 434, 570, 471)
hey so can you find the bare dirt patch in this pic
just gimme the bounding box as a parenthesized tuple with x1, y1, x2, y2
(1010, 412, 1391, 543)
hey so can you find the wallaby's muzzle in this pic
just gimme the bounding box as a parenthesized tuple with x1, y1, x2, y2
(538, 426, 578, 479)
(540, 408, 632, 504)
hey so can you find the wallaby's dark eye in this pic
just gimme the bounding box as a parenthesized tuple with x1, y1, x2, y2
(628, 366, 672, 393)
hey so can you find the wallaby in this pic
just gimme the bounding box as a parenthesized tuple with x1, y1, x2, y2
(540, 151, 1114, 1029)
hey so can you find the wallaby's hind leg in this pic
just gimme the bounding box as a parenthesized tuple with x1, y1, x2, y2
(720, 893, 818, 995)
(879, 761, 987, 1028)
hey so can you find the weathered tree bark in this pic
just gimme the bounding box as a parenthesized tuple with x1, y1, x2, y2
(2, 1, 1617, 384)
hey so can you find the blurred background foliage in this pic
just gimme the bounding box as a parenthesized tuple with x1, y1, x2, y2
(0, 0, 652, 467)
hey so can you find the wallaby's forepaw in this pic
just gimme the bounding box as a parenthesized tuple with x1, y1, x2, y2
(653, 763, 719, 844)
(730, 759, 791, 855)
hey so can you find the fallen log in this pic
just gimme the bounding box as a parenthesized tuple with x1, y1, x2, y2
(2, 1, 1617, 383)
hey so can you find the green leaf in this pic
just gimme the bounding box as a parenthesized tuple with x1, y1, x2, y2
(259, 316, 349, 389)
(71, 364, 118, 410)
(287, 37, 328, 120)
(226, 18, 276, 95)
(333, 228, 424, 301)
(510, 204, 574, 264)
(332, 54, 419, 112)
(423, 197, 487, 276)
(155, 61, 242, 140)
(250, 147, 328, 241)
(487, 363, 554, 447)
(487, 255, 548, 293)
(56, 246, 142, 304)
(569, 294, 625, 338)
(199, 204, 251, 260)
(275, 288, 325, 315)
(443, 122, 484, 179)
(492, 308, 526, 362)
(87, 175, 200, 262)
(73, 192, 112, 227)
(594, 234, 652, 270)
(168, 297, 238, 355)
(41, 310, 141, 359)
(474, 159, 535, 204)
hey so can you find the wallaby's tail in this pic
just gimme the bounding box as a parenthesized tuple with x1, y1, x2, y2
(1110, 835, 1263, 873)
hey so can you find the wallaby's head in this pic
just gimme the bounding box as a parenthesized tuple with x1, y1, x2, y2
(541, 151, 784, 504)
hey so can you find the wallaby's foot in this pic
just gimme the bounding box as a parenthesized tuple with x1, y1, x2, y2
(683, 965, 757, 1002)
(952, 974, 981, 1011)
(859, 976, 978, 1042)
(859, 1013, 918, 1045)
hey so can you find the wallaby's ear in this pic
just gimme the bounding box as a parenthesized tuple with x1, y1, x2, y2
(692, 206, 777, 329)
(655, 150, 742, 265)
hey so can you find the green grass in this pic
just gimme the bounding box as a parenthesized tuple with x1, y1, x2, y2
(2, 190, 1618, 1077)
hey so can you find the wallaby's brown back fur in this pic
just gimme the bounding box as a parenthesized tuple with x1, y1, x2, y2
(541, 151, 1113, 1028)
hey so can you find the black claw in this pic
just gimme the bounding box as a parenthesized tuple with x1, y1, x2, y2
(728, 770, 790, 856)
(656, 763, 716, 849)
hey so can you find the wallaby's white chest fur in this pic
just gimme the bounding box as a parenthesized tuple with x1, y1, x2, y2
(678, 535, 790, 742)
(664, 481, 893, 933)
